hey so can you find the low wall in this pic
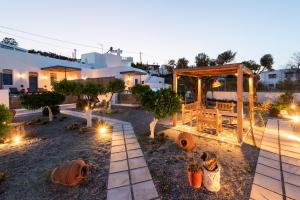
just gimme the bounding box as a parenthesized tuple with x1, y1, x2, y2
(0, 89, 9, 108)
(207, 91, 300, 103)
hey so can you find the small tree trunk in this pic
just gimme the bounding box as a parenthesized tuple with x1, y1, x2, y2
(47, 106, 53, 122)
(86, 109, 92, 127)
(149, 117, 158, 138)
(106, 93, 113, 112)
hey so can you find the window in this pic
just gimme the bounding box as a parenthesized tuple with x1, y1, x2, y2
(285, 72, 293, 79)
(268, 74, 276, 79)
(3, 69, 13, 85)
(50, 73, 57, 84)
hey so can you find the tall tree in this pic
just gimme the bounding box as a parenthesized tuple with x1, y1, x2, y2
(288, 52, 300, 69)
(195, 53, 210, 67)
(216, 50, 237, 65)
(165, 59, 176, 73)
(177, 58, 189, 69)
(243, 54, 274, 100)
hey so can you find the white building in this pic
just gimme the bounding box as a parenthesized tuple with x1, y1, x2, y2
(0, 42, 166, 92)
(260, 69, 300, 89)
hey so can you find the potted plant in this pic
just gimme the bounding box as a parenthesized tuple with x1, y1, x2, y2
(187, 157, 203, 189)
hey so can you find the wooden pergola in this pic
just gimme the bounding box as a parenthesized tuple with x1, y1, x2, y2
(172, 63, 254, 143)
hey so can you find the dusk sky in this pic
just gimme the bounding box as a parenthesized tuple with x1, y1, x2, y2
(1, 0, 299, 69)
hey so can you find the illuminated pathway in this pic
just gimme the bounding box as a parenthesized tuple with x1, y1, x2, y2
(61, 109, 159, 200)
(250, 119, 300, 200)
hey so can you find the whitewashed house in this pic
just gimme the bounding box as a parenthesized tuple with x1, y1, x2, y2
(260, 69, 300, 89)
(0, 42, 166, 92)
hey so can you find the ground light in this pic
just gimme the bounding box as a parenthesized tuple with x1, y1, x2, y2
(291, 103, 296, 110)
(98, 126, 107, 135)
(13, 135, 21, 143)
(292, 115, 300, 123)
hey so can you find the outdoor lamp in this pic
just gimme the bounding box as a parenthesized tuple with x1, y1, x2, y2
(212, 80, 222, 88)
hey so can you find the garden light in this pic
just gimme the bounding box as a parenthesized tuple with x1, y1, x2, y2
(98, 126, 107, 135)
(13, 135, 21, 143)
(291, 103, 296, 109)
(292, 116, 300, 123)
(84, 106, 89, 111)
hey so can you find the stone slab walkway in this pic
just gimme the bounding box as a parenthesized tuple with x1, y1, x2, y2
(250, 119, 300, 200)
(60, 109, 159, 200)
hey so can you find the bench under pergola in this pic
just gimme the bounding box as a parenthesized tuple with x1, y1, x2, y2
(172, 63, 255, 143)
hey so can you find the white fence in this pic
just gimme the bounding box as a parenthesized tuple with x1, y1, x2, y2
(207, 91, 300, 103)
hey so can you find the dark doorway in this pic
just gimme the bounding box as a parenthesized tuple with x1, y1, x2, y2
(29, 72, 38, 92)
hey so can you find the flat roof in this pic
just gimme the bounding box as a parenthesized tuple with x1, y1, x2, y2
(41, 65, 81, 72)
(120, 70, 147, 75)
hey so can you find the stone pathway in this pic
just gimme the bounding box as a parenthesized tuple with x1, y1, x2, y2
(60, 109, 159, 200)
(250, 119, 300, 200)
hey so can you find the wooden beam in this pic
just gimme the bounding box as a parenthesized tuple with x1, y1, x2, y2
(236, 66, 244, 143)
(248, 75, 255, 127)
(197, 78, 202, 106)
(172, 72, 178, 126)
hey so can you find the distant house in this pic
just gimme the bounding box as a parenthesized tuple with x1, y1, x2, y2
(0, 42, 167, 92)
(260, 69, 300, 89)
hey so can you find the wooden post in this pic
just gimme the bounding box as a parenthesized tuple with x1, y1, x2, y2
(197, 78, 202, 106)
(172, 72, 178, 126)
(248, 75, 254, 127)
(182, 104, 185, 125)
(236, 66, 244, 143)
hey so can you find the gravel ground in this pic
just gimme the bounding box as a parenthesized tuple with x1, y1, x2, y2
(0, 114, 111, 200)
(95, 106, 262, 200)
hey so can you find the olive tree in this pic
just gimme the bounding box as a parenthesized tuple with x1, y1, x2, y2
(20, 92, 65, 121)
(0, 104, 13, 139)
(131, 85, 181, 138)
(106, 79, 125, 111)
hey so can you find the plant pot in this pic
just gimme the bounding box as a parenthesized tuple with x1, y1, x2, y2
(177, 132, 195, 151)
(188, 170, 203, 188)
(203, 164, 221, 192)
(51, 160, 88, 186)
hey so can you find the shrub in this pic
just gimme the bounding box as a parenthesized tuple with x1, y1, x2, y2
(269, 106, 280, 117)
(0, 104, 13, 139)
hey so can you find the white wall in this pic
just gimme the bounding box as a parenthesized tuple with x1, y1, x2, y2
(207, 91, 300, 103)
(81, 52, 122, 68)
(0, 48, 91, 90)
(0, 89, 9, 107)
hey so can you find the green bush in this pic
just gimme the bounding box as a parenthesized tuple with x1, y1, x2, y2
(0, 104, 13, 139)
(269, 106, 280, 117)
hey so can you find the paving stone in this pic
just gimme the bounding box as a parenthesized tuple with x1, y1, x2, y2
(110, 151, 125, 160)
(111, 145, 126, 153)
(260, 144, 279, 154)
(132, 180, 159, 200)
(282, 163, 300, 176)
(108, 171, 130, 189)
(112, 139, 125, 146)
(124, 131, 135, 135)
(125, 138, 138, 144)
(259, 150, 280, 161)
(282, 156, 300, 167)
(126, 143, 140, 150)
(129, 157, 147, 169)
(250, 184, 282, 200)
(127, 149, 143, 159)
(261, 140, 278, 148)
(112, 135, 124, 141)
(130, 167, 152, 184)
(253, 173, 282, 194)
(110, 160, 128, 173)
(256, 164, 281, 180)
(113, 131, 123, 135)
(107, 186, 132, 200)
(280, 144, 300, 153)
(258, 156, 280, 169)
(125, 134, 136, 139)
(281, 150, 300, 159)
(283, 172, 300, 187)
(285, 182, 300, 200)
